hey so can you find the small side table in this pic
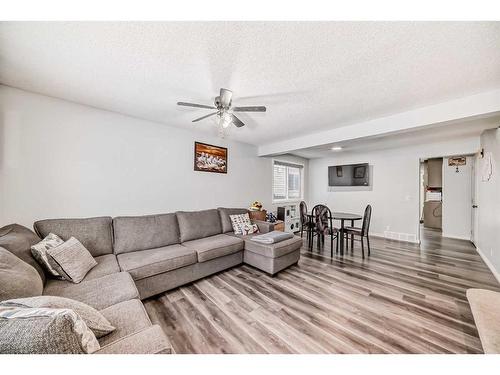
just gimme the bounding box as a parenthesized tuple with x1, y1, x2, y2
(248, 210, 267, 222)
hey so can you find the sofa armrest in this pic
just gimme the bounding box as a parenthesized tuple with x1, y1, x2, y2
(253, 220, 274, 233)
(95, 325, 172, 354)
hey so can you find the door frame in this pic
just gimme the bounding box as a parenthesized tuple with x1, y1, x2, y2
(470, 156, 479, 245)
(416, 153, 477, 244)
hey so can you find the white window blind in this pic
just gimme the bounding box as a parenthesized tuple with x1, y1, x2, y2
(273, 161, 303, 201)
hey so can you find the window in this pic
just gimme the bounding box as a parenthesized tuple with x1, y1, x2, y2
(273, 160, 303, 202)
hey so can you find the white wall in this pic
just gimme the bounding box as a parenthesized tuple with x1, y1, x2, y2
(307, 138, 479, 243)
(0, 86, 307, 228)
(476, 128, 500, 280)
(442, 156, 472, 240)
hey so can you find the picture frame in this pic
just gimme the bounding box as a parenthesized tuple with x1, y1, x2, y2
(194, 142, 228, 174)
(448, 156, 466, 166)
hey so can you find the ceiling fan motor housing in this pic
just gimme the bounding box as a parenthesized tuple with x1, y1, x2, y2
(214, 96, 233, 109)
(216, 88, 233, 109)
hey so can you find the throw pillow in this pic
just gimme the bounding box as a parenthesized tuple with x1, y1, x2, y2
(0, 305, 100, 354)
(1, 296, 115, 338)
(0, 246, 43, 301)
(229, 213, 259, 236)
(30, 232, 64, 278)
(46, 237, 97, 284)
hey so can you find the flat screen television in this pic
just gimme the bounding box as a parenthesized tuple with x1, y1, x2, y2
(328, 163, 369, 186)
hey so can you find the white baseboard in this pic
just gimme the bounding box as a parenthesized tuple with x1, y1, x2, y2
(442, 233, 470, 241)
(474, 246, 500, 285)
(370, 232, 419, 244)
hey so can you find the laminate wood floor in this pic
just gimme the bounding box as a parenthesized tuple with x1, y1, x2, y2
(143, 228, 499, 353)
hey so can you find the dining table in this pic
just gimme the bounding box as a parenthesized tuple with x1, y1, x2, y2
(306, 211, 363, 255)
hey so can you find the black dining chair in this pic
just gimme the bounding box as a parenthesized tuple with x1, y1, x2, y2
(299, 201, 314, 240)
(311, 204, 339, 257)
(345, 205, 372, 258)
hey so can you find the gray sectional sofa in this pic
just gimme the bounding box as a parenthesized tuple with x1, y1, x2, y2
(0, 207, 302, 354)
(0, 223, 171, 354)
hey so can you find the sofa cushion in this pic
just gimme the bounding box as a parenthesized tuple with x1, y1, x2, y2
(98, 299, 151, 347)
(95, 325, 171, 354)
(182, 234, 244, 263)
(117, 245, 197, 280)
(176, 209, 222, 242)
(43, 272, 139, 311)
(33, 217, 113, 257)
(0, 224, 45, 284)
(113, 213, 180, 255)
(0, 305, 100, 354)
(47, 237, 97, 284)
(84, 254, 120, 281)
(218, 207, 249, 233)
(1, 246, 43, 301)
(243, 235, 303, 258)
(2, 296, 115, 338)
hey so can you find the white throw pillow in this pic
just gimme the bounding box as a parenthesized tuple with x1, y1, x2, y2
(229, 213, 259, 235)
(46, 237, 97, 284)
(30, 233, 64, 277)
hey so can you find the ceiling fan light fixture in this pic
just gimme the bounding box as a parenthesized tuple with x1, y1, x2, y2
(331, 146, 343, 151)
(219, 111, 232, 129)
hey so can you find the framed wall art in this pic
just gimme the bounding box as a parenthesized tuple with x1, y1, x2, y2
(194, 142, 228, 173)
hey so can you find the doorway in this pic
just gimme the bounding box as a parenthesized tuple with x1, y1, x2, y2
(418, 154, 476, 244)
(419, 158, 443, 233)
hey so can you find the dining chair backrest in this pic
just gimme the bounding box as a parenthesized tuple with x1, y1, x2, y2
(361, 204, 372, 236)
(299, 201, 308, 225)
(312, 204, 332, 234)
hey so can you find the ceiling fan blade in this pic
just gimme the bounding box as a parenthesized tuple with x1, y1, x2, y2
(233, 106, 267, 112)
(177, 102, 216, 110)
(219, 88, 233, 108)
(192, 111, 219, 122)
(231, 114, 245, 128)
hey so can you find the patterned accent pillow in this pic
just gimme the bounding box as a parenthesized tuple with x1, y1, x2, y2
(229, 213, 259, 235)
(31, 233, 65, 278)
(0, 305, 100, 354)
(46, 237, 97, 284)
(1, 296, 115, 338)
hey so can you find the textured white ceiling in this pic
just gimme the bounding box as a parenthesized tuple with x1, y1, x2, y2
(291, 114, 500, 158)
(1, 21, 500, 146)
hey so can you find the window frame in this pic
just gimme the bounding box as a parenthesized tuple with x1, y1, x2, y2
(272, 159, 304, 204)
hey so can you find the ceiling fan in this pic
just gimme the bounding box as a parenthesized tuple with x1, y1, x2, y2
(177, 88, 266, 129)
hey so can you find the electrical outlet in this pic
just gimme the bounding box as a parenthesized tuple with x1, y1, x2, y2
(491, 249, 494, 256)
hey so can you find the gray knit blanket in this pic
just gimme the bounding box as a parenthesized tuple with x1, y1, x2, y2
(250, 231, 294, 244)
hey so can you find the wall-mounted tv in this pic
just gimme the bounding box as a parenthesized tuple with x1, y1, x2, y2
(328, 163, 369, 186)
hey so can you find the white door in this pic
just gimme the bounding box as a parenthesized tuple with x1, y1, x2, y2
(442, 156, 472, 240)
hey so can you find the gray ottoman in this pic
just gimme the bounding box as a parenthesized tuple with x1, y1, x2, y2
(243, 235, 302, 276)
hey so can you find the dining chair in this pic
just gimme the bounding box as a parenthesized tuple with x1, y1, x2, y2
(299, 201, 314, 240)
(345, 205, 372, 258)
(311, 204, 339, 257)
